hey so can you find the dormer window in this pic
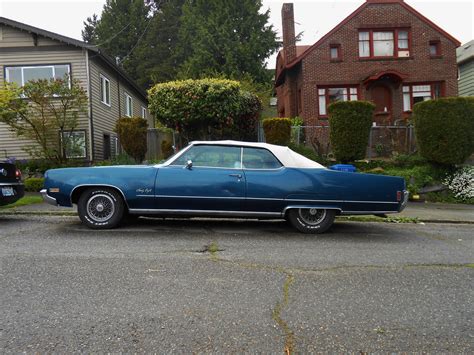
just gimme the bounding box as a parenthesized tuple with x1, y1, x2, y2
(359, 29, 410, 58)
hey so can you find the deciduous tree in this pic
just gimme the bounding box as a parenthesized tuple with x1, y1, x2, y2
(0, 79, 88, 164)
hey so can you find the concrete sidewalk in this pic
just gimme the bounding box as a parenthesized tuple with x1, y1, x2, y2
(3, 193, 473, 223)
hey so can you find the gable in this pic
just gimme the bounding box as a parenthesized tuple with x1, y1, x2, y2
(0, 24, 64, 48)
(283, 0, 460, 70)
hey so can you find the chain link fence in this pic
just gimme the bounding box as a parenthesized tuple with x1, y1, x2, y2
(259, 124, 417, 159)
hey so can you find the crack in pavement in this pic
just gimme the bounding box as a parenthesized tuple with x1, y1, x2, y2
(272, 273, 295, 354)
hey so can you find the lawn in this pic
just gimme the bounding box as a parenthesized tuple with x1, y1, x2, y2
(0, 195, 43, 209)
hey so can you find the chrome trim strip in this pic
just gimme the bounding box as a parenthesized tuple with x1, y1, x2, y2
(150, 195, 397, 204)
(341, 211, 399, 215)
(70, 184, 129, 208)
(40, 188, 57, 206)
(155, 195, 243, 200)
(128, 208, 281, 217)
(341, 200, 398, 204)
(0, 182, 23, 186)
(282, 205, 342, 214)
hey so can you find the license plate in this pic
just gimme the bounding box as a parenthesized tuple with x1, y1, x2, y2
(1, 187, 15, 197)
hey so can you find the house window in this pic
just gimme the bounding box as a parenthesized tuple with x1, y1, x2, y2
(403, 83, 442, 111)
(429, 41, 441, 56)
(141, 106, 147, 119)
(61, 130, 86, 159)
(5, 64, 71, 86)
(125, 93, 133, 117)
(100, 75, 111, 106)
(318, 86, 358, 117)
(330, 45, 341, 60)
(359, 29, 410, 58)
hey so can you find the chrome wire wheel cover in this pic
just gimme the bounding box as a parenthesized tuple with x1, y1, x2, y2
(86, 194, 115, 223)
(298, 208, 327, 225)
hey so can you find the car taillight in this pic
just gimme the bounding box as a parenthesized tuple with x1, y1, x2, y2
(16, 169, 22, 180)
(396, 191, 402, 202)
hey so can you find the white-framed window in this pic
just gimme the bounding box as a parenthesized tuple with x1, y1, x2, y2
(61, 130, 86, 159)
(141, 106, 147, 119)
(125, 93, 133, 117)
(5, 64, 71, 87)
(318, 86, 358, 117)
(403, 83, 442, 111)
(359, 29, 410, 58)
(100, 74, 111, 106)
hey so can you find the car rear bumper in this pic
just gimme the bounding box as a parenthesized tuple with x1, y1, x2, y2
(0, 182, 25, 206)
(40, 189, 58, 206)
(399, 190, 409, 212)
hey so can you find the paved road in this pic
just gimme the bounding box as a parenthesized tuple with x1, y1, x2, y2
(1, 215, 473, 353)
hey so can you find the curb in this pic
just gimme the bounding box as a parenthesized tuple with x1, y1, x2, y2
(1, 210, 473, 224)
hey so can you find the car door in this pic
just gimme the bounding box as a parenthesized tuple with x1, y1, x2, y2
(241, 147, 288, 213)
(155, 145, 245, 211)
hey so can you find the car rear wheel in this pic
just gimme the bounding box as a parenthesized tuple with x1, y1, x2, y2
(287, 208, 336, 234)
(78, 188, 124, 229)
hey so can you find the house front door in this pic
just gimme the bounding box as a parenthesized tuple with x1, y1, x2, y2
(370, 84, 392, 125)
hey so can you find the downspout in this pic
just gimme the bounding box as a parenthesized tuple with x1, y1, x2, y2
(117, 73, 122, 154)
(85, 49, 95, 163)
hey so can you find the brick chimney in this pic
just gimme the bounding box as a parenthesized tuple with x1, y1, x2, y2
(281, 3, 297, 64)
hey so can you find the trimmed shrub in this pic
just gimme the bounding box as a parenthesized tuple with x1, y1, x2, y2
(263, 117, 291, 146)
(24, 177, 44, 192)
(161, 140, 174, 159)
(413, 97, 474, 165)
(328, 101, 375, 163)
(148, 78, 261, 142)
(115, 117, 148, 163)
(444, 166, 474, 201)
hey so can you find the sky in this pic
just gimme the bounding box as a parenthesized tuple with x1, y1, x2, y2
(1, 0, 473, 69)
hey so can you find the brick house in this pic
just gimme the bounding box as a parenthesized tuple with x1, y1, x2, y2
(275, 0, 461, 128)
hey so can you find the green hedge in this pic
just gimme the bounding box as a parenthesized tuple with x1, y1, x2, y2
(413, 97, 474, 165)
(24, 177, 44, 192)
(115, 117, 148, 163)
(148, 78, 261, 142)
(328, 101, 375, 163)
(263, 117, 291, 146)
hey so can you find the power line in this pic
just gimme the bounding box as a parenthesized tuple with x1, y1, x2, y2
(95, 22, 132, 47)
(119, 18, 153, 64)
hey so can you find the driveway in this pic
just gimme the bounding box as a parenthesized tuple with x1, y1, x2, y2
(0, 216, 472, 352)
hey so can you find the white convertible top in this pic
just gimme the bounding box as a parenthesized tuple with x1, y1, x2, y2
(189, 140, 325, 169)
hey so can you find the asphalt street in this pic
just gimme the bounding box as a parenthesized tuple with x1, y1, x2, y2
(0, 215, 473, 353)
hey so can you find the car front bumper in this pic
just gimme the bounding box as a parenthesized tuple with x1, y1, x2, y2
(40, 189, 58, 206)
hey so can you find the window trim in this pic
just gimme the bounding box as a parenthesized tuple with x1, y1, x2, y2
(60, 129, 87, 159)
(5, 63, 72, 87)
(125, 92, 133, 117)
(402, 82, 443, 112)
(317, 86, 360, 118)
(358, 28, 411, 59)
(99, 74, 111, 107)
(141, 106, 147, 119)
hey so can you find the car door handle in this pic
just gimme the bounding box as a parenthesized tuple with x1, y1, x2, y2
(229, 174, 242, 179)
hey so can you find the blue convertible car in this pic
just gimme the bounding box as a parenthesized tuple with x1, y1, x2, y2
(41, 140, 408, 233)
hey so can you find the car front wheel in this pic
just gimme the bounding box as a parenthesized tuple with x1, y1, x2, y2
(287, 208, 336, 234)
(78, 188, 124, 229)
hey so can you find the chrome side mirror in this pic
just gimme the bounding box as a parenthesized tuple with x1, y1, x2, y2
(185, 160, 193, 169)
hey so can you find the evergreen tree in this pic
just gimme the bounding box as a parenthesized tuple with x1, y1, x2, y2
(133, 0, 185, 89)
(177, 0, 279, 84)
(82, 14, 99, 43)
(81, 0, 150, 84)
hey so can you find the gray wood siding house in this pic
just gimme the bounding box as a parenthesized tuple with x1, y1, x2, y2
(0, 17, 150, 162)
(457, 40, 474, 97)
